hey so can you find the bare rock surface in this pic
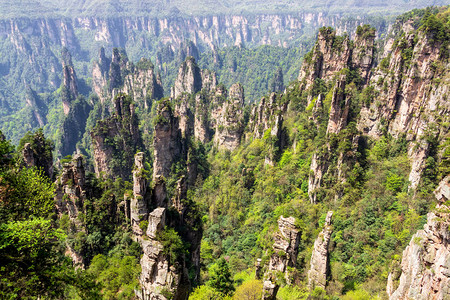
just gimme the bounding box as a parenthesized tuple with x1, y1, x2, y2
(308, 211, 333, 289)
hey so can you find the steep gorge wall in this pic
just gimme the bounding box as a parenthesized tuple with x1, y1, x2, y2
(0, 13, 385, 110)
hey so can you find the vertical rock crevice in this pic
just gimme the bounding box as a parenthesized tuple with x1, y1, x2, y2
(262, 216, 300, 300)
(308, 211, 333, 290)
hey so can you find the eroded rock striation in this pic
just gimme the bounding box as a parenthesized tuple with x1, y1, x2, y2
(387, 177, 450, 299)
(54, 154, 86, 267)
(92, 47, 163, 108)
(61, 48, 78, 116)
(308, 211, 333, 290)
(262, 216, 300, 300)
(21, 134, 54, 179)
(91, 93, 142, 179)
(214, 83, 245, 151)
(131, 152, 151, 236)
(299, 26, 376, 203)
(358, 20, 449, 190)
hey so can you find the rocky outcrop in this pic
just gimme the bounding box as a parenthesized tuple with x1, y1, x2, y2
(137, 206, 192, 300)
(298, 27, 352, 102)
(24, 87, 45, 127)
(352, 25, 376, 82)
(308, 211, 333, 290)
(0, 12, 385, 137)
(120, 58, 164, 110)
(249, 93, 287, 140)
(307, 73, 355, 203)
(387, 177, 450, 299)
(20, 132, 54, 179)
(54, 155, 86, 267)
(153, 100, 182, 181)
(130, 152, 183, 300)
(59, 95, 91, 157)
(434, 176, 450, 203)
(92, 48, 163, 108)
(357, 21, 450, 190)
(296, 27, 376, 203)
(131, 153, 150, 236)
(135, 108, 202, 299)
(92, 47, 111, 103)
(91, 94, 142, 179)
(61, 48, 78, 116)
(262, 216, 300, 300)
(308, 152, 329, 204)
(214, 83, 245, 151)
(171, 57, 203, 99)
(326, 74, 350, 135)
(58, 47, 92, 157)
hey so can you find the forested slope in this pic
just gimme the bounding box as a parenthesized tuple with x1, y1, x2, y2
(0, 6, 449, 300)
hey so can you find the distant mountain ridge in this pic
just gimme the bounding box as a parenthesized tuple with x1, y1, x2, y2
(0, 0, 449, 18)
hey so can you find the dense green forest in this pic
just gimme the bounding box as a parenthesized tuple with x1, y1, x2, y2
(0, 5, 449, 300)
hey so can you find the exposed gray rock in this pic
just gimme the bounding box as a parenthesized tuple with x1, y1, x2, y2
(388, 203, 450, 300)
(146, 208, 166, 239)
(262, 216, 300, 300)
(171, 57, 202, 99)
(308, 211, 333, 289)
(55, 154, 86, 267)
(214, 83, 245, 151)
(91, 94, 142, 179)
(358, 30, 450, 190)
(434, 175, 450, 204)
(131, 152, 149, 236)
(326, 75, 350, 135)
(153, 100, 182, 181)
(61, 48, 78, 115)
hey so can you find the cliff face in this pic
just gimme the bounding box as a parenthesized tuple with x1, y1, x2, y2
(20, 132, 54, 179)
(358, 25, 449, 189)
(171, 57, 202, 99)
(249, 92, 287, 140)
(91, 94, 142, 179)
(300, 26, 375, 203)
(92, 48, 163, 108)
(153, 100, 182, 181)
(134, 97, 203, 299)
(58, 49, 92, 157)
(262, 216, 300, 300)
(214, 83, 245, 151)
(300, 16, 449, 203)
(54, 155, 86, 266)
(131, 152, 151, 236)
(308, 211, 333, 289)
(61, 48, 78, 115)
(387, 176, 450, 300)
(0, 13, 383, 122)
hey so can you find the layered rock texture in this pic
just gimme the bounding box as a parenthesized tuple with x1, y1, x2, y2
(131, 152, 151, 236)
(387, 177, 450, 300)
(213, 83, 245, 150)
(132, 90, 204, 298)
(299, 26, 376, 203)
(54, 155, 87, 267)
(301, 17, 449, 203)
(357, 23, 450, 190)
(20, 132, 54, 179)
(308, 211, 333, 289)
(167, 57, 246, 151)
(129, 151, 190, 300)
(262, 216, 300, 300)
(59, 49, 92, 157)
(61, 48, 79, 116)
(91, 94, 142, 179)
(92, 47, 163, 108)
